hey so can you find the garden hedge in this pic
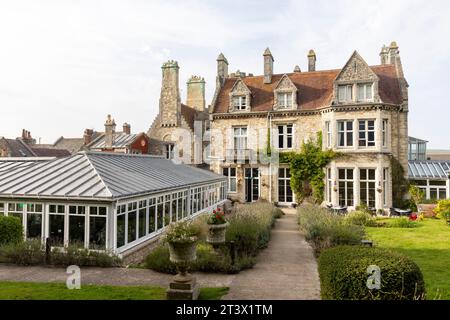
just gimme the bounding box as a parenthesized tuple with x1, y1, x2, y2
(0, 215, 23, 245)
(318, 246, 425, 300)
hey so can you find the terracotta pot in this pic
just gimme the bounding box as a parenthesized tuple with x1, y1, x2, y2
(206, 222, 229, 245)
(168, 240, 197, 264)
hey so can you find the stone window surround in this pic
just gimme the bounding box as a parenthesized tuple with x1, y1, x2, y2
(323, 111, 392, 153)
(276, 123, 294, 150)
(273, 81, 298, 111)
(334, 79, 380, 105)
(326, 163, 391, 210)
(228, 79, 252, 113)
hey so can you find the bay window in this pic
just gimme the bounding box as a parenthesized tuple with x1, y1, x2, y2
(358, 120, 375, 147)
(360, 169, 376, 208)
(338, 168, 354, 207)
(338, 121, 354, 147)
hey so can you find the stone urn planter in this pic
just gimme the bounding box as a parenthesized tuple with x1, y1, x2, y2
(168, 240, 198, 264)
(206, 207, 228, 247)
(206, 222, 229, 245)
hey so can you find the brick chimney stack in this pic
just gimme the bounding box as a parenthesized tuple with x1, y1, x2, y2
(123, 123, 131, 135)
(104, 115, 116, 149)
(21, 129, 35, 145)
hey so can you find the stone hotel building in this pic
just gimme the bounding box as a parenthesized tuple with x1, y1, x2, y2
(208, 43, 409, 211)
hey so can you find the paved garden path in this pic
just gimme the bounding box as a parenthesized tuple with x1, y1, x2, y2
(0, 209, 320, 299)
(222, 208, 321, 300)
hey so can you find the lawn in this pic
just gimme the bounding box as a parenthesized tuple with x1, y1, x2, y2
(0, 281, 229, 300)
(366, 218, 450, 300)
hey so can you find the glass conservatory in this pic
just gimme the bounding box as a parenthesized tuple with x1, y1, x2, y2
(408, 160, 450, 200)
(0, 152, 227, 256)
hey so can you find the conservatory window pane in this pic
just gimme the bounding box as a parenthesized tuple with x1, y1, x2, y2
(69, 215, 85, 247)
(128, 211, 137, 243)
(117, 214, 126, 248)
(49, 215, 65, 246)
(139, 208, 146, 238)
(89, 216, 106, 250)
(27, 214, 42, 239)
(149, 206, 156, 233)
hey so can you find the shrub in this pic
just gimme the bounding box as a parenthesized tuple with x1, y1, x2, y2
(273, 207, 285, 219)
(226, 202, 277, 255)
(0, 240, 121, 267)
(144, 242, 255, 274)
(298, 204, 365, 254)
(409, 185, 425, 211)
(344, 211, 377, 227)
(434, 199, 450, 221)
(0, 239, 44, 265)
(388, 217, 418, 228)
(319, 246, 425, 300)
(0, 215, 23, 245)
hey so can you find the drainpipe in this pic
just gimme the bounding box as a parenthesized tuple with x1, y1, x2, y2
(268, 112, 273, 203)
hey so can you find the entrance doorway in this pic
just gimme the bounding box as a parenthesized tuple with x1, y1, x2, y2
(278, 168, 294, 205)
(245, 168, 260, 203)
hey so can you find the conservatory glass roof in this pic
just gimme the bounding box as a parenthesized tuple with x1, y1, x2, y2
(0, 152, 225, 200)
(408, 161, 450, 180)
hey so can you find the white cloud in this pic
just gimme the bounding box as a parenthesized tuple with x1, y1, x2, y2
(0, 0, 449, 148)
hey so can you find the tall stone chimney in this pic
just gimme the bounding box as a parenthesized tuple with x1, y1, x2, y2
(380, 45, 389, 65)
(186, 76, 206, 112)
(104, 115, 116, 149)
(83, 129, 94, 145)
(388, 41, 408, 102)
(123, 123, 131, 134)
(217, 53, 228, 85)
(308, 50, 316, 72)
(263, 48, 274, 84)
(388, 41, 400, 65)
(159, 60, 181, 127)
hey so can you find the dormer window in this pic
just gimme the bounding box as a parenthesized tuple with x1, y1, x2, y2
(277, 92, 293, 109)
(357, 83, 373, 102)
(338, 85, 353, 102)
(233, 96, 247, 111)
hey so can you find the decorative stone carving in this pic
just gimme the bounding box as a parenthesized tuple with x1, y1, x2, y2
(229, 78, 251, 112)
(273, 74, 298, 110)
(333, 51, 381, 104)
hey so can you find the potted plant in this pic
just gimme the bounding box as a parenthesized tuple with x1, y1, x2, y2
(206, 208, 229, 245)
(163, 220, 201, 281)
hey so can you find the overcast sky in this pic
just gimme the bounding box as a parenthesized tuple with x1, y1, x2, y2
(0, 0, 449, 148)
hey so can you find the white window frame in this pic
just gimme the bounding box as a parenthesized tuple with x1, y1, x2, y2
(357, 83, 374, 102)
(165, 143, 174, 160)
(338, 168, 354, 207)
(359, 168, 376, 208)
(358, 119, 376, 148)
(337, 120, 354, 148)
(338, 84, 353, 102)
(383, 168, 389, 207)
(278, 167, 293, 204)
(232, 95, 247, 111)
(277, 124, 293, 150)
(325, 121, 332, 148)
(326, 168, 332, 203)
(223, 167, 237, 193)
(233, 127, 248, 151)
(382, 119, 388, 148)
(277, 92, 293, 109)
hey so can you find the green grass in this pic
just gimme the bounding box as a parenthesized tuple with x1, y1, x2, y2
(367, 218, 450, 300)
(0, 281, 228, 300)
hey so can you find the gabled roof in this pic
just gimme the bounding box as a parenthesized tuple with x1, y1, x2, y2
(212, 64, 402, 113)
(30, 147, 71, 157)
(88, 132, 144, 150)
(0, 152, 225, 201)
(0, 138, 35, 157)
(408, 161, 450, 180)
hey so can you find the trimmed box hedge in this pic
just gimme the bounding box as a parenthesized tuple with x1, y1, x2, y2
(319, 246, 425, 300)
(0, 215, 23, 245)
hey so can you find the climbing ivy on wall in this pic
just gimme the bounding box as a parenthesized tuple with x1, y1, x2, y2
(280, 132, 338, 203)
(390, 155, 409, 208)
